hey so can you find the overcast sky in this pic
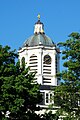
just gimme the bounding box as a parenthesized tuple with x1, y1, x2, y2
(0, 0, 80, 70)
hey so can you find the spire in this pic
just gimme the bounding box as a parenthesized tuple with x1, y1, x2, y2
(34, 14, 44, 34)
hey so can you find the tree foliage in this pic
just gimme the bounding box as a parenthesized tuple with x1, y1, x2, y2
(0, 45, 42, 120)
(0, 45, 59, 120)
(54, 32, 80, 119)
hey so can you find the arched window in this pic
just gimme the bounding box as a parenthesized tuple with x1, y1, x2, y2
(43, 55, 51, 84)
(29, 54, 38, 74)
(55, 55, 58, 74)
(21, 57, 25, 69)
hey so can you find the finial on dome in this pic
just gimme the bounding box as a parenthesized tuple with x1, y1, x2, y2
(37, 14, 40, 20)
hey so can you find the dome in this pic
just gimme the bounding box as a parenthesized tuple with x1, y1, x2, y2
(22, 15, 55, 48)
(22, 33, 54, 47)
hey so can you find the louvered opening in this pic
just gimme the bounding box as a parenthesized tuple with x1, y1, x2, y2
(43, 55, 51, 84)
(29, 54, 38, 74)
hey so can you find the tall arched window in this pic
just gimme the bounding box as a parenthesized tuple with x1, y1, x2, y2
(43, 55, 51, 84)
(21, 57, 25, 69)
(29, 54, 38, 74)
(55, 55, 58, 74)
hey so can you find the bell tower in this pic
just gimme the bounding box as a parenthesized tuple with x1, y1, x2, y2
(18, 15, 60, 106)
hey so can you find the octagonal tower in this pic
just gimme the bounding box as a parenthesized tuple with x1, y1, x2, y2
(18, 15, 60, 106)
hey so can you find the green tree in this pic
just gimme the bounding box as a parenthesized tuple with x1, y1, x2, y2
(0, 45, 59, 120)
(54, 32, 80, 119)
(0, 45, 42, 120)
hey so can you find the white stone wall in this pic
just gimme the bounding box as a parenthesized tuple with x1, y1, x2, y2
(18, 45, 59, 86)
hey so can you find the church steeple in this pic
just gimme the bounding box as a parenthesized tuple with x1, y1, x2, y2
(34, 14, 44, 34)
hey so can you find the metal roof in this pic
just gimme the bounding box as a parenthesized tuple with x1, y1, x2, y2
(22, 33, 54, 47)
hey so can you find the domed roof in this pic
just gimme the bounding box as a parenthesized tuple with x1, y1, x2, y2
(22, 33, 54, 47)
(22, 15, 55, 48)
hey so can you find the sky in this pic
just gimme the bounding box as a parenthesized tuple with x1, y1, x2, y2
(0, 0, 80, 70)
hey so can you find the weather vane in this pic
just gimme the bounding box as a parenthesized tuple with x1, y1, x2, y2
(37, 14, 40, 20)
